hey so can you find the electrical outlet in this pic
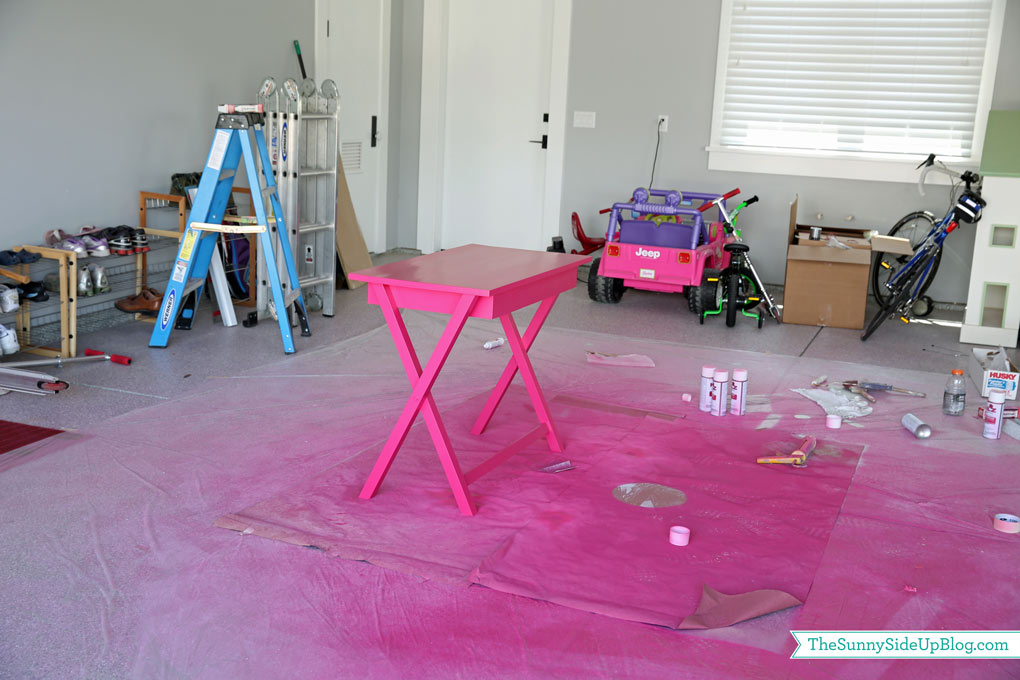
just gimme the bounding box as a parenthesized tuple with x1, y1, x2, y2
(657, 115, 669, 132)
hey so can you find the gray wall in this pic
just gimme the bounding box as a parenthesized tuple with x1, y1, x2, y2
(0, 0, 314, 246)
(560, 0, 1020, 302)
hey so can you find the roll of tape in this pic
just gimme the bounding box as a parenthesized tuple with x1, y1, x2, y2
(993, 513, 1020, 534)
(826, 414, 842, 429)
(669, 525, 691, 546)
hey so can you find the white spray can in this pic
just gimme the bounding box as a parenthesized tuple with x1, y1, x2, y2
(983, 389, 1007, 440)
(710, 369, 729, 417)
(730, 368, 748, 416)
(699, 365, 716, 412)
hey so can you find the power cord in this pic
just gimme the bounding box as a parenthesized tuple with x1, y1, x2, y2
(648, 120, 662, 189)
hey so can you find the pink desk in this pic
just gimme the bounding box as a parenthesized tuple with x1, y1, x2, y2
(349, 244, 591, 516)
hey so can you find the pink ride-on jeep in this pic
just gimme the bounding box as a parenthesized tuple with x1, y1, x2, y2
(587, 187, 738, 315)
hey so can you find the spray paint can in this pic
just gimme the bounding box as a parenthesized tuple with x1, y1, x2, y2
(901, 412, 932, 439)
(710, 369, 729, 417)
(699, 365, 716, 412)
(730, 368, 748, 416)
(482, 338, 505, 350)
(983, 389, 1007, 440)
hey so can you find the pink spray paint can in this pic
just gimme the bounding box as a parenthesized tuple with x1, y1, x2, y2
(730, 368, 748, 416)
(699, 365, 716, 412)
(710, 369, 729, 417)
(983, 389, 1007, 440)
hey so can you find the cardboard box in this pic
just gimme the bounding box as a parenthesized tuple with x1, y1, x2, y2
(783, 196, 875, 329)
(968, 346, 1019, 399)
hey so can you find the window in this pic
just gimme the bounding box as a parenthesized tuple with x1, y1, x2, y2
(708, 0, 1006, 182)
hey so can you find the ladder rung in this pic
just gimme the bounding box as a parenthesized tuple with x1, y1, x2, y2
(261, 186, 277, 204)
(300, 167, 334, 177)
(182, 277, 206, 296)
(192, 222, 266, 234)
(300, 275, 333, 288)
(223, 215, 276, 225)
(285, 289, 302, 306)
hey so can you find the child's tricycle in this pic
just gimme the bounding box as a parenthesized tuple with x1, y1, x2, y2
(587, 187, 781, 327)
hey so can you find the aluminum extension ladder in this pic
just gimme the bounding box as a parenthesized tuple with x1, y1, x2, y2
(149, 110, 310, 354)
(256, 77, 339, 319)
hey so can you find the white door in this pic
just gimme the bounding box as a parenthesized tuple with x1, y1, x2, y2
(316, 0, 389, 254)
(440, 0, 554, 251)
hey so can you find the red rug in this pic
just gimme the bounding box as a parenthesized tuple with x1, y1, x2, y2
(0, 419, 63, 455)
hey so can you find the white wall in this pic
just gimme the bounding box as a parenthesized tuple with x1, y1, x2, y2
(386, 0, 423, 250)
(0, 0, 314, 247)
(559, 0, 1020, 302)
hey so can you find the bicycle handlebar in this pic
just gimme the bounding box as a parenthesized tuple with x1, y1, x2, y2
(698, 187, 740, 212)
(917, 156, 979, 197)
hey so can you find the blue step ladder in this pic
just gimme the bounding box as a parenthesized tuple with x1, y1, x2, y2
(149, 111, 311, 353)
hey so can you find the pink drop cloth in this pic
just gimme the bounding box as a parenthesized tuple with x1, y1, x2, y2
(2, 309, 1019, 679)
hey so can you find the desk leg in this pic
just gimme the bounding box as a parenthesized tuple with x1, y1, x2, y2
(471, 295, 558, 436)
(359, 288, 478, 516)
(499, 308, 564, 453)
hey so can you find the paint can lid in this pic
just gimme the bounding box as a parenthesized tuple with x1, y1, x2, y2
(732, 368, 748, 381)
(990, 389, 1007, 404)
(915, 424, 932, 438)
(713, 369, 729, 381)
(826, 414, 842, 429)
(702, 365, 717, 377)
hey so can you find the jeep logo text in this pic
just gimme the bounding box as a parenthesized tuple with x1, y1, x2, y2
(635, 247, 661, 259)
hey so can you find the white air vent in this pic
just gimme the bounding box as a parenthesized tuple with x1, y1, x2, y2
(341, 141, 363, 173)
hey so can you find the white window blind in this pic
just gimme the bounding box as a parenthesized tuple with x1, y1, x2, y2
(713, 0, 999, 161)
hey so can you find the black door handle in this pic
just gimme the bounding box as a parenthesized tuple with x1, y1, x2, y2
(529, 134, 548, 150)
(371, 115, 377, 147)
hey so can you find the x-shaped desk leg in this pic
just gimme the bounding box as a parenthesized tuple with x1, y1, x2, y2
(471, 295, 563, 452)
(359, 286, 478, 516)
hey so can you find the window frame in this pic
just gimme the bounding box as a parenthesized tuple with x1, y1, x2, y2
(706, 0, 1007, 184)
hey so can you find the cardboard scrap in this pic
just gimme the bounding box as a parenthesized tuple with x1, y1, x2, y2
(335, 155, 373, 290)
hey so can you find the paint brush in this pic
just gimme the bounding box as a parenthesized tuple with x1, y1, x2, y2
(757, 436, 816, 466)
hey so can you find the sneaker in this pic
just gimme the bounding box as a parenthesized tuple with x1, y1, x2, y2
(16, 281, 49, 303)
(0, 285, 19, 313)
(80, 234, 110, 257)
(132, 229, 150, 253)
(89, 263, 110, 294)
(45, 229, 86, 254)
(43, 273, 61, 293)
(108, 227, 134, 256)
(77, 265, 94, 297)
(0, 323, 19, 355)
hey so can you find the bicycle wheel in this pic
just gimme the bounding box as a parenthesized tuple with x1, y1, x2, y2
(725, 270, 740, 327)
(862, 249, 935, 341)
(871, 211, 940, 306)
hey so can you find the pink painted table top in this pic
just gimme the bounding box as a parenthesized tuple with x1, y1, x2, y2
(348, 244, 591, 296)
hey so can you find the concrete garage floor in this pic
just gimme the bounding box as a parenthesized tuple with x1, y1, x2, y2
(0, 251, 1001, 431)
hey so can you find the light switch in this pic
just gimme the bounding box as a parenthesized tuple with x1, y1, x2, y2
(573, 111, 596, 128)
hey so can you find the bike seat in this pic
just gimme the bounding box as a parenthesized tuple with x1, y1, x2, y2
(724, 242, 750, 253)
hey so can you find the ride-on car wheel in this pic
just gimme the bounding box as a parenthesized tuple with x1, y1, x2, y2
(587, 257, 624, 303)
(689, 268, 721, 315)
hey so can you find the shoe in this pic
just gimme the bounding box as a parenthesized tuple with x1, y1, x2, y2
(16, 281, 49, 303)
(0, 323, 19, 355)
(77, 265, 94, 297)
(132, 229, 150, 253)
(115, 289, 161, 314)
(0, 285, 19, 313)
(14, 249, 41, 263)
(89, 263, 110, 294)
(80, 234, 110, 257)
(107, 227, 134, 256)
(45, 229, 86, 254)
(43, 273, 61, 293)
(0, 250, 18, 266)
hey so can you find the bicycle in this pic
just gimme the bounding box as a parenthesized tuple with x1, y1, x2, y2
(861, 155, 986, 342)
(694, 192, 782, 327)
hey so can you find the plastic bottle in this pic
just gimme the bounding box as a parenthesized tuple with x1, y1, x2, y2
(710, 369, 729, 417)
(942, 369, 966, 416)
(983, 389, 1007, 440)
(901, 413, 932, 439)
(730, 368, 748, 416)
(699, 365, 716, 412)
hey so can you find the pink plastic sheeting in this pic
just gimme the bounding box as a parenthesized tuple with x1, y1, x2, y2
(220, 385, 862, 628)
(2, 309, 1020, 679)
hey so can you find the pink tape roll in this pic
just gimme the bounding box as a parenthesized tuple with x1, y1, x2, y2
(993, 513, 1020, 534)
(669, 526, 691, 546)
(826, 414, 842, 429)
